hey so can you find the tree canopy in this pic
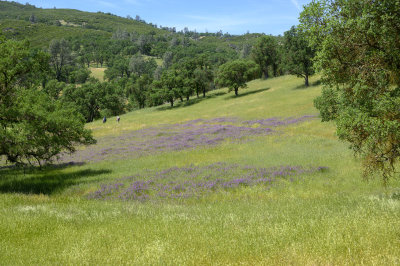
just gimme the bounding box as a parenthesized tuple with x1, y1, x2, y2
(251, 35, 279, 79)
(0, 38, 95, 166)
(215, 59, 260, 96)
(300, 0, 400, 183)
(283, 26, 315, 86)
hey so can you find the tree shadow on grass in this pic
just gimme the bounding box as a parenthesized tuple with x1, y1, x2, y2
(0, 167, 112, 195)
(293, 79, 321, 90)
(225, 87, 270, 100)
(156, 91, 227, 111)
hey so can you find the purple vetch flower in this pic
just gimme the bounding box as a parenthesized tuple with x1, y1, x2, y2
(59, 115, 317, 164)
(87, 162, 328, 202)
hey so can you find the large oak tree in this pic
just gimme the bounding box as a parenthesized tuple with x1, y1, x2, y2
(0, 38, 95, 166)
(300, 0, 400, 183)
(215, 59, 260, 96)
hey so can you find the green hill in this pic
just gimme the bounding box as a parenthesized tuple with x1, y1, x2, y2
(1, 75, 399, 264)
(0, 1, 165, 47)
(0, 1, 262, 51)
(0, 19, 112, 47)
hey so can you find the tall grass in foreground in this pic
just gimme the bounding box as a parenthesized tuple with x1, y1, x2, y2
(0, 75, 399, 265)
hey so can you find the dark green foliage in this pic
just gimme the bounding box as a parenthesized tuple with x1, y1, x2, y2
(151, 42, 168, 58)
(283, 26, 315, 86)
(129, 54, 157, 77)
(194, 67, 213, 98)
(104, 57, 131, 80)
(251, 35, 280, 79)
(0, 38, 46, 97)
(29, 13, 37, 23)
(313, 87, 338, 122)
(240, 43, 252, 59)
(215, 60, 260, 96)
(148, 55, 215, 107)
(43, 79, 66, 100)
(301, 0, 400, 183)
(61, 80, 126, 122)
(0, 38, 95, 165)
(152, 69, 180, 107)
(162, 51, 173, 69)
(48, 38, 73, 81)
(137, 34, 152, 55)
(4, 89, 95, 165)
(70, 67, 91, 84)
(128, 74, 152, 109)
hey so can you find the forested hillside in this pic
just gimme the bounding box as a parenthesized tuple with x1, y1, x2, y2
(0, 1, 261, 49)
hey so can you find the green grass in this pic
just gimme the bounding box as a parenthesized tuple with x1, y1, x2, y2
(143, 55, 163, 66)
(89, 67, 106, 81)
(1, 75, 399, 264)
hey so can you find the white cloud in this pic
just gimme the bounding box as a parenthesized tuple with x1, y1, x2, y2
(290, 0, 301, 11)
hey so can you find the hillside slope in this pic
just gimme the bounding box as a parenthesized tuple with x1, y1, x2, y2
(0, 1, 164, 47)
(0, 75, 399, 264)
(0, 1, 262, 50)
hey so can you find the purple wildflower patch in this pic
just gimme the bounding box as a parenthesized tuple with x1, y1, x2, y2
(61, 115, 316, 163)
(87, 162, 328, 201)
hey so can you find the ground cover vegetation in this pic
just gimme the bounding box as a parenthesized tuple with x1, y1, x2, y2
(0, 0, 399, 264)
(1, 75, 399, 264)
(59, 115, 316, 163)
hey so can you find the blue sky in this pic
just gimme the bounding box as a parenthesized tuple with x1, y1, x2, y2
(11, 0, 312, 35)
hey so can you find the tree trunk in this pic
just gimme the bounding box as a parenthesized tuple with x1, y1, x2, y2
(305, 74, 309, 87)
(170, 99, 174, 107)
(203, 89, 206, 98)
(235, 87, 238, 96)
(263, 70, 269, 79)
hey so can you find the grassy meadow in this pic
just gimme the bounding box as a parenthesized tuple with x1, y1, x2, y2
(1, 75, 399, 264)
(89, 67, 106, 82)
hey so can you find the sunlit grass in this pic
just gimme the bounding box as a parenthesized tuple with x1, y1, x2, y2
(89, 67, 106, 82)
(1, 75, 399, 264)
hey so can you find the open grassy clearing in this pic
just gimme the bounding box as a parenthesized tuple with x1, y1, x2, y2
(143, 55, 163, 66)
(1, 75, 399, 264)
(89, 67, 106, 82)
